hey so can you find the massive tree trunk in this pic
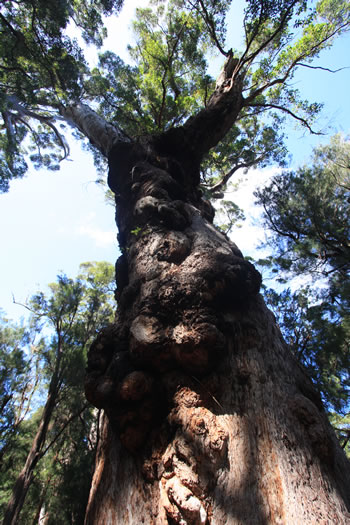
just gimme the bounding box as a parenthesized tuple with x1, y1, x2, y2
(56, 60, 350, 523)
(83, 135, 350, 523)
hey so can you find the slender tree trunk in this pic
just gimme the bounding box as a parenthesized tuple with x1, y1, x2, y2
(84, 141, 350, 524)
(2, 335, 63, 525)
(2, 391, 57, 525)
(32, 477, 52, 525)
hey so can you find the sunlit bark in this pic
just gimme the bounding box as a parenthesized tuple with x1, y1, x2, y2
(59, 102, 130, 157)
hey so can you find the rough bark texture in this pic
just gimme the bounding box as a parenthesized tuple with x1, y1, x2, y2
(84, 138, 350, 524)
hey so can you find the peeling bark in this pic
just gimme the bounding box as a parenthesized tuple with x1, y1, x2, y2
(84, 138, 350, 524)
(59, 102, 130, 157)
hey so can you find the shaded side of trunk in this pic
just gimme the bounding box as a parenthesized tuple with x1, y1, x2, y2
(84, 142, 350, 524)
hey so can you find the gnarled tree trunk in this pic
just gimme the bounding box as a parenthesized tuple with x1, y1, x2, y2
(83, 137, 350, 524)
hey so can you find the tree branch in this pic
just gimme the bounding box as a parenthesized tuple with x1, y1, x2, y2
(244, 20, 350, 105)
(247, 102, 321, 134)
(39, 404, 89, 459)
(60, 102, 131, 156)
(240, 0, 299, 69)
(207, 152, 267, 193)
(188, 0, 229, 57)
(296, 63, 350, 74)
(4, 95, 70, 160)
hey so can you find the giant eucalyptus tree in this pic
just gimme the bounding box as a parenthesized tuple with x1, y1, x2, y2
(1, 0, 350, 523)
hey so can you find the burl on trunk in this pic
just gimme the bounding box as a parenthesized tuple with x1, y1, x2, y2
(84, 137, 350, 524)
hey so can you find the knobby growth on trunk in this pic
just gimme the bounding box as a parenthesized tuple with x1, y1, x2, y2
(83, 67, 350, 524)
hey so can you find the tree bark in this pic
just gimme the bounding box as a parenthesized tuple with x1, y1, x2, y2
(59, 102, 130, 157)
(84, 140, 350, 524)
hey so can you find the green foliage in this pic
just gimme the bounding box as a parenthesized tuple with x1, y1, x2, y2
(0, 262, 115, 523)
(84, 0, 292, 192)
(86, 0, 213, 136)
(0, 0, 123, 188)
(264, 287, 349, 414)
(257, 137, 350, 434)
(186, 0, 230, 57)
(229, 0, 350, 185)
(243, 0, 350, 95)
(256, 135, 350, 291)
(44, 414, 97, 524)
(0, 315, 32, 459)
(85, 0, 350, 192)
(215, 197, 246, 234)
(200, 115, 288, 192)
(0, 413, 39, 513)
(19, 407, 98, 525)
(1, 0, 349, 192)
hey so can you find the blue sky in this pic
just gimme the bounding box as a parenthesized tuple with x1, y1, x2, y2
(1, 0, 350, 321)
(0, 142, 119, 320)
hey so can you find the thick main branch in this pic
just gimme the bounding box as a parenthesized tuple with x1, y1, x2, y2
(60, 102, 131, 157)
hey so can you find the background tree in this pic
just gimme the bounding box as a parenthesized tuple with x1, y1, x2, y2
(0, 0, 124, 190)
(255, 134, 350, 457)
(263, 286, 350, 453)
(1, 262, 115, 525)
(256, 135, 350, 294)
(1, 0, 350, 522)
(0, 314, 40, 476)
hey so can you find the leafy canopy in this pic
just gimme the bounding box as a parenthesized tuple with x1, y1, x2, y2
(0, 0, 123, 190)
(0, 0, 349, 192)
(86, 1, 213, 136)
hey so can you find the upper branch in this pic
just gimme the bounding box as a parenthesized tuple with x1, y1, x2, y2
(180, 55, 245, 159)
(208, 152, 268, 193)
(240, 0, 299, 69)
(296, 63, 349, 73)
(244, 19, 350, 105)
(247, 102, 321, 134)
(187, 0, 229, 56)
(4, 95, 70, 159)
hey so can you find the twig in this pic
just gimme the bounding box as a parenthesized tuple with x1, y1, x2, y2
(296, 63, 350, 73)
(191, 375, 224, 410)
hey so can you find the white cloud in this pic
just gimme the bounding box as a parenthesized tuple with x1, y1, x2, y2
(216, 167, 281, 257)
(77, 225, 116, 247)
